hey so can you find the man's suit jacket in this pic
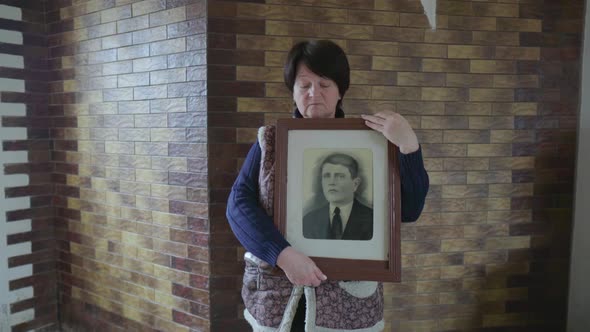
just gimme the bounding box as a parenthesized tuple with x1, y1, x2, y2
(303, 199, 373, 240)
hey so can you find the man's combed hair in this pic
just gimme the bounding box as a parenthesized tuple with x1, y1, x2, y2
(321, 153, 359, 179)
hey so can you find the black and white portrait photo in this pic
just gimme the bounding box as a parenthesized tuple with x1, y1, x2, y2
(302, 149, 373, 241)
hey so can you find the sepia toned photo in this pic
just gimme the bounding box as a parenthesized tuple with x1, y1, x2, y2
(302, 149, 373, 240)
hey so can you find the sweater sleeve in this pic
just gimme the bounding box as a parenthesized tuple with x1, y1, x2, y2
(226, 142, 290, 267)
(398, 145, 429, 222)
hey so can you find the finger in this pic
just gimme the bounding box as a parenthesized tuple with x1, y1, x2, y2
(374, 110, 397, 118)
(361, 114, 385, 123)
(314, 267, 327, 281)
(364, 120, 384, 133)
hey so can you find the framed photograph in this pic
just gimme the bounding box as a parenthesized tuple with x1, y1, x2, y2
(274, 118, 401, 282)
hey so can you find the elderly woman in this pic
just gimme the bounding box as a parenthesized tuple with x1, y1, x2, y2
(227, 40, 429, 332)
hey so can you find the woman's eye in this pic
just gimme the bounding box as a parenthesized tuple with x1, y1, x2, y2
(320, 83, 330, 88)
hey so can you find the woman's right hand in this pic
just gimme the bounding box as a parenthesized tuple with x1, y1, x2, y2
(276, 247, 327, 287)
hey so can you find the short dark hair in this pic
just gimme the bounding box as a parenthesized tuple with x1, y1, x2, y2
(321, 153, 359, 179)
(284, 40, 350, 117)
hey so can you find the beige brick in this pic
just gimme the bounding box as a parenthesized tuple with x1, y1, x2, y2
(236, 66, 283, 82)
(136, 169, 168, 184)
(422, 144, 467, 157)
(441, 185, 488, 199)
(397, 101, 445, 115)
(470, 88, 514, 102)
(400, 267, 442, 281)
(136, 196, 169, 212)
(467, 144, 511, 157)
(151, 184, 186, 200)
(401, 240, 441, 254)
(485, 236, 531, 250)
(238, 97, 291, 112)
(441, 239, 485, 252)
(469, 116, 514, 129)
(464, 251, 507, 265)
(472, 31, 519, 46)
(439, 212, 487, 225)
(464, 224, 509, 238)
(428, 172, 467, 185)
(489, 156, 534, 170)
(237, 34, 293, 51)
(448, 45, 493, 59)
(445, 102, 491, 116)
(467, 170, 512, 184)
(466, 198, 510, 211)
(415, 130, 443, 143)
(487, 210, 531, 223)
(265, 21, 321, 37)
(491, 102, 537, 116)
(443, 130, 489, 143)
(150, 128, 186, 142)
(490, 129, 535, 143)
(151, 156, 187, 171)
(422, 87, 468, 101)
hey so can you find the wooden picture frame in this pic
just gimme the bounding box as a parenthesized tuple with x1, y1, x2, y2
(274, 118, 401, 282)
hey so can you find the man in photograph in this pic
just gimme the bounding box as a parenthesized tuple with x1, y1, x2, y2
(303, 153, 373, 240)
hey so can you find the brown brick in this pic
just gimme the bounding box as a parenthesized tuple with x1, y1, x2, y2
(398, 43, 446, 58)
(237, 3, 347, 23)
(348, 10, 399, 26)
(395, 72, 443, 87)
(422, 59, 469, 73)
(443, 130, 489, 143)
(447, 16, 496, 31)
(424, 30, 472, 44)
(472, 3, 518, 17)
(447, 74, 494, 88)
(472, 31, 519, 46)
(372, 56, 421, 71)
(347, 40, 398, 56)
(374, 26, 424, 42)
(371, 86, 420, 100)
(400, 13, 448, 29)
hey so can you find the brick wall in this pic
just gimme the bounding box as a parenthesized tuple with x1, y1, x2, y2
(0, 0, 583, 331)
(0, 1, 58, 331)
(209, 0, 582, 331)
(46, 0, 210, 330)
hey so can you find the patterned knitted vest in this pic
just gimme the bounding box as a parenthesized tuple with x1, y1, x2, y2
(241, 126, 385, 332)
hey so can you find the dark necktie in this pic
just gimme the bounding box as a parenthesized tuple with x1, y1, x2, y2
(331, 207, 343, 239)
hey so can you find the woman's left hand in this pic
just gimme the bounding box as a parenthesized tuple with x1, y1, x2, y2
(361, 111, 420, 154)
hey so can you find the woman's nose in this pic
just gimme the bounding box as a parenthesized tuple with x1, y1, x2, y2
(307, 84, 316, 97)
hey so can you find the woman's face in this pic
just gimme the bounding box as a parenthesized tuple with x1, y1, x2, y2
(293, 63, 340, 119)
